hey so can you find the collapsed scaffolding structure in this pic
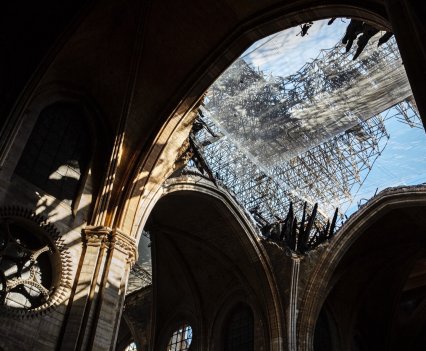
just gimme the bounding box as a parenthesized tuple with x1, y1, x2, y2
(191, 112, 389, 222)
(183, 34, 421, 234)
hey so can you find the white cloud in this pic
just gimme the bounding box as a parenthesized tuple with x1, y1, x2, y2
(242, 19, 349, 77)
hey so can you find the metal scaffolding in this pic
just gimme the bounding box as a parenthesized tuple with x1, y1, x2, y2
(204, 36, 410, 166)
(183, 34, 421, 228)
(127, 263, 152, 294)
(394, 97, 423, 130)
(191, 110, 390, 223)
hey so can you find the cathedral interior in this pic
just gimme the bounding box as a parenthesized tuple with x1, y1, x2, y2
(0, 1, 426, 350)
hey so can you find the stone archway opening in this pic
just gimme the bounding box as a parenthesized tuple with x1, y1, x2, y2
(118, 4, 426, 351)
(123, 178, 283, 350)
(313, 202, 426, 350)
(119, 4, 400, 241)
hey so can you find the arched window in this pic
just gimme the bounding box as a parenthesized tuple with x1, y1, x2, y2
(167, 323, 193, 351)
(224, 303, 254, 351)
(15, 102, 92, 205)
(124, 341, 138, 351)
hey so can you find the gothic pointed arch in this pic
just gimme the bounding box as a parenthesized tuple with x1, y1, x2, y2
(298, 186, 426, 350)
(116, 3, 392, 240)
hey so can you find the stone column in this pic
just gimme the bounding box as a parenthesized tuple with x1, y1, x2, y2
(288, 254, 301, 351)
(385, 0, 426, 127)
(59, 226, 137, 351)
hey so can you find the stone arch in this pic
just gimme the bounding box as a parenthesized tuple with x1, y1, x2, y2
(297, 185, 426, 350)
(143, 176, 284, 350)
(117, 2, 391, 239)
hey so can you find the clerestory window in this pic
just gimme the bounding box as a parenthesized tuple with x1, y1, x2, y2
(15, 102, 91, 206)
(167, 323, 193, 351)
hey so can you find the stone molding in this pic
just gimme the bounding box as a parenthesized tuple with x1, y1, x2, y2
(111, 228, 138, 264)
(82, 226, 138, 264)
(82, 225, 111, 248)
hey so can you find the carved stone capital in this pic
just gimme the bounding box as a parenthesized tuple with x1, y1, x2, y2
(81, 226, 138, 264)
(82, 226, 112, 247)
(111, 228, 138, 265)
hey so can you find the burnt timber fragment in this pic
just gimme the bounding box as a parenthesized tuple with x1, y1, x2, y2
(263, 201, 339, 254)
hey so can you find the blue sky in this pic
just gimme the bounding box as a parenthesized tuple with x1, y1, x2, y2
(241, 19, 426, 217)
(242, 19, 349, 77)
(344, 109, 426, 216)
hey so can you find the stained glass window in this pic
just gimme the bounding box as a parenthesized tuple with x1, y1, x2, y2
(124, 341, 137, 351)
(167, 323, 193, 351)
